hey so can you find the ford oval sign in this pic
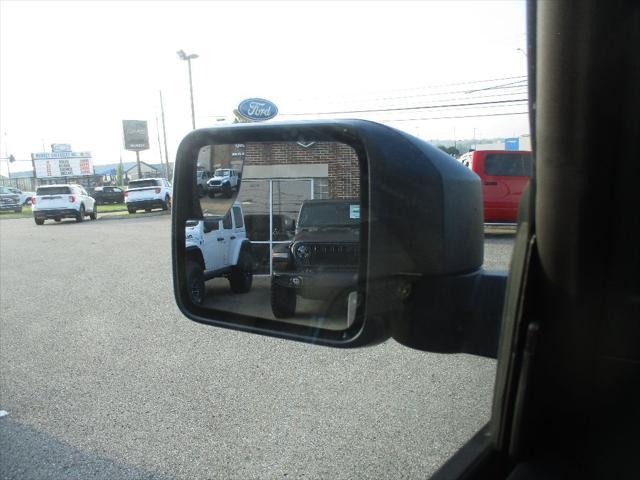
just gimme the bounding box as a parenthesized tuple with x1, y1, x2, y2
(237, 98, 278, 122)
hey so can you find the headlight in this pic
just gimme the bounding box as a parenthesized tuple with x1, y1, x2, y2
(294, 243, 311, 262)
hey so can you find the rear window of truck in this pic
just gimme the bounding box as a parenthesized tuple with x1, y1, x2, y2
(484, 153, 533, 177)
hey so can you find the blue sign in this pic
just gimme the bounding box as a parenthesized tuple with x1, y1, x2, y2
(505, 138, 520, 151)
(237, 98, 278, 122)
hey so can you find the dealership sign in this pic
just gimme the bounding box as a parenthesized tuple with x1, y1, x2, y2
(31, 151, 93, 178)
(51, 143, 72, 152)
(505, 138, 520, 151)
(236, 98, 278, 122)
(122, 120, 150, 150)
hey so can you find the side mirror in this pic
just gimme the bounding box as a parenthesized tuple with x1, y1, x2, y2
(172, 120, 500, 355)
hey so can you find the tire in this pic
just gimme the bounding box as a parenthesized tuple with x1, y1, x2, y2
(270, 279, 296, 318)
(229, 250, 253, 293)
(34, 218, 44, 225)
(54, 218, 61, 222)
(223, 183, 232, 198)
(89, 204, 97, 220)
(186, 260, 205, 306)
(128, 206, 136, 214)
(208, 191, 216, 199)
(162, 195, 171, 211)
(76, 205, 85, 222)
(197, 185, 204, 197)
(145, 208, 151, 212)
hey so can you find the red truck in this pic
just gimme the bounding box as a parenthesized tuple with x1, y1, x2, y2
(459, 150, 532, 223)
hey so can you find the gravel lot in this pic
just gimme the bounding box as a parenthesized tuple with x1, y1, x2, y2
(0, 215, 512, 479)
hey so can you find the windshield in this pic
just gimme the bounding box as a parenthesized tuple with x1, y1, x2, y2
(127, 180, 159, 189)
(36, 186, 71, 195)
(298, 202, 360, 228)
(214, 169, 230, 177)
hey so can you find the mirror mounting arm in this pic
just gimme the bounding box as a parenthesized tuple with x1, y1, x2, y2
(392, 270, 507, 359)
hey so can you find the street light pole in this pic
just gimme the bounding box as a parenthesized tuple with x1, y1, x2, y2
(177, 50, 199, 130)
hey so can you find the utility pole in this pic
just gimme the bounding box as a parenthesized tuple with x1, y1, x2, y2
(177, 50, 199, 130)
(155, 115, 165, 178)
(160, 90, 171, 180)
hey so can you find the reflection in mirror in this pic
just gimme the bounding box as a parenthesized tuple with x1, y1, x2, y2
(185, 141, 361, 332)
(197, 143, 245, 216)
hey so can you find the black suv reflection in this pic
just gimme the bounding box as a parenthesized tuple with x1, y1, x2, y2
(270, 199, 360, 318)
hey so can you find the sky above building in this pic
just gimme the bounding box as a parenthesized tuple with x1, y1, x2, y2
(0, 0, 529, 175)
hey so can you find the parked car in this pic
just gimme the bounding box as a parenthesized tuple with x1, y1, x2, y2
(91, 186, 125, 204)
(184, 202, 253, 305)
(124, 178, 172, 214)
(31, 184, 97, 225)
(0, 186, 22, 213)
(206, 168, 240, 198)
(6, 186, 36, 205)
(459, 150, 532, 223)
(270, 199, 360, 318)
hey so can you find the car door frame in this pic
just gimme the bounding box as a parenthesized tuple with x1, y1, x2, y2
(433, 1, 638, 478)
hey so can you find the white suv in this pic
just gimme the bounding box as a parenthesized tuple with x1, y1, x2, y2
(32, 184, 97, 225)
(184, 202, 253, 305)
(125, 178, 172, 214)
(206, 168, 240, 198)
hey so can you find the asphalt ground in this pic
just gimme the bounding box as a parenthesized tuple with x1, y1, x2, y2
(0, 215, 513, 479)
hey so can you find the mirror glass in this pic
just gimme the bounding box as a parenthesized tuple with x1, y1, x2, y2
(185, 141, 362, 331)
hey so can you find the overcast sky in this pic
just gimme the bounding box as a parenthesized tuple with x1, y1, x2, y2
(0, 0, 529, 175)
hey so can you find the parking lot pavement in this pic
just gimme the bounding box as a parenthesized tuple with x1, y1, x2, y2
(0, 216, 512, 480)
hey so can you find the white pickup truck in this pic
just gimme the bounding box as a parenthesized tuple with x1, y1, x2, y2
(184, 202, 253, 305)
(31, 184, 97, 225)
(125, 178, 172, 214)
(206, 168, 241, 198)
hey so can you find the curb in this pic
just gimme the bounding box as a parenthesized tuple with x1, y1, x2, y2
(95, 210, 171, 221)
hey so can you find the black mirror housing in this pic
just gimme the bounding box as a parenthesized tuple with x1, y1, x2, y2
(172, 120, 484, 349)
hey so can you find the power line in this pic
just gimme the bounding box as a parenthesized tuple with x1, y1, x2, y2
(465, 79, 528, 93)
(300, 81, 528, 106)
(380, 111, 529, 122)
(315, 89, 529, 112)
(288, 75, 528, 103)
(280, 98, 529, 116)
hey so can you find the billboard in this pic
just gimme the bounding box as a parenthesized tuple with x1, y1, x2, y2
(122, 120, 150, 150)
(32, 152, 93, 178)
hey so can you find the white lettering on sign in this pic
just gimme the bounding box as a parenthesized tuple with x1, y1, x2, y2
(247, 102, 272, 118)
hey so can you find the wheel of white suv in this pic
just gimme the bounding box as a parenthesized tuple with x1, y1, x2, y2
(89, 204, 97, 220)
(162, 195, 171, 211)
(128, 206, 136, 214)
(76, 205, 85, 222)
(270, 280, 296, 318)
(229, 250, 253, 294)
(186, 260, 205, 306)
(223, 183, 232, 198)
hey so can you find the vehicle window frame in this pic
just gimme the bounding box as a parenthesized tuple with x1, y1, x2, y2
(222, 210, 233, 229)
(232, 207, 244, 228)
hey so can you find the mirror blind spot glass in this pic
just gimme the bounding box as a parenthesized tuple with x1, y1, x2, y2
(185, 141, 361, 332)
